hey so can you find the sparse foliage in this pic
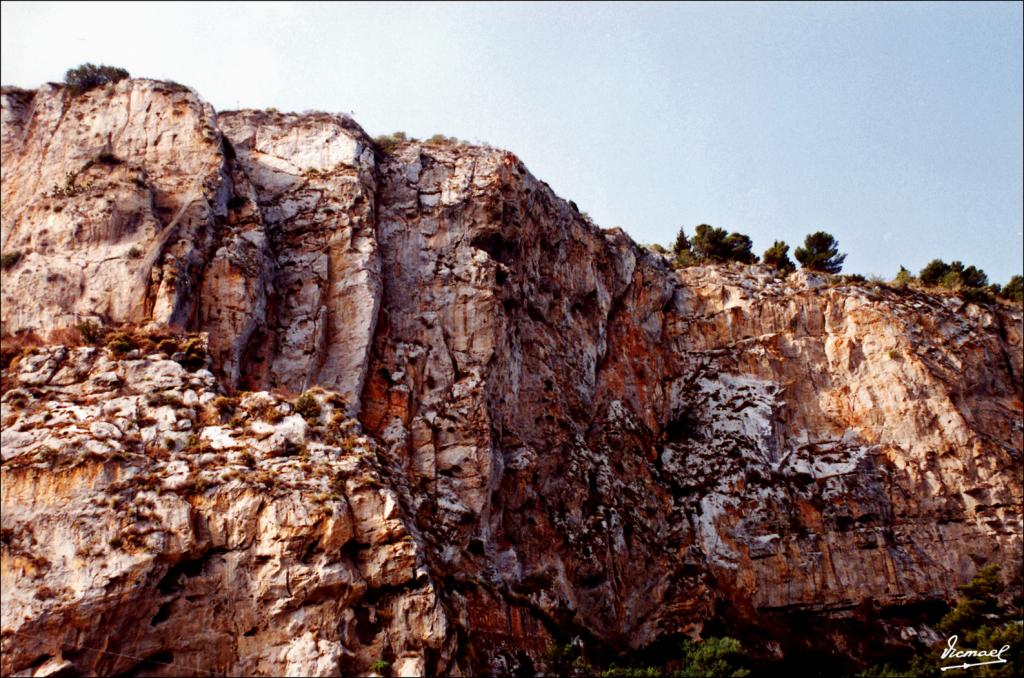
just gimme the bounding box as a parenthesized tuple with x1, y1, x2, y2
(425, 133, 461, 146)
(75, 320, 104, 344)
(541, 642, 592, 677)
(369, 659, 391, 675)
(893, 266, 913, 289)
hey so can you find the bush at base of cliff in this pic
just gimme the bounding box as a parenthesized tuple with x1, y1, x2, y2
(672, 637, 751, 678)
(589, 637, 751, 677)
(541, 642, 593, 676)
(859, 565, 1023, 678)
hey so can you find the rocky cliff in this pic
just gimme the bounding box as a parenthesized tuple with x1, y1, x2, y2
(2, 79, 1022, 676)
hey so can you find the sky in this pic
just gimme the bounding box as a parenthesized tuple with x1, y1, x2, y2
(2, 1, 1022, 282)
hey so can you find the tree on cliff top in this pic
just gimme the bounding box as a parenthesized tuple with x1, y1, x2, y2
(794, 231, 846, 274)
(672, 227, 691, 257)
(917, 259, 990, 291)
(64, 63, 130, 95)
(691, 224, 757, 264)
(762, 241, 796, 275)
(1000, 275, 1023, 302)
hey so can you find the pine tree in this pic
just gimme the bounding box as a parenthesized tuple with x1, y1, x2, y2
(794, 231, 846, 274)
(762, 241, 796, 274)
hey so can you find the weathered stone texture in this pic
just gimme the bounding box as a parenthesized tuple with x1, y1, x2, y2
(1, 79, 1021, 676)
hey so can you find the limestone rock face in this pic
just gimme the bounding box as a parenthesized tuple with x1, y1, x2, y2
(1, 347, 453, 677)
(216, 110, 380, 405)
(1, 80, 1021, 676)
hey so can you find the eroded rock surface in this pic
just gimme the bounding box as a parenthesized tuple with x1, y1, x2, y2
(2, 79, 1021, 676)
(1, 346, 452, 676)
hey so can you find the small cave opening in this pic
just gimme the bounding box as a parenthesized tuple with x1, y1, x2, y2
(470, 230, 517, 265)
(663, 407, 700, 442)
(150, 600, 174, 626)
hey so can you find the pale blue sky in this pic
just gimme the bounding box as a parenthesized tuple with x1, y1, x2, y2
(3, 1, 1022, 282)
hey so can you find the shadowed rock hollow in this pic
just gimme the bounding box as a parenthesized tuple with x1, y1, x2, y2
(1, 78, 1021, 676)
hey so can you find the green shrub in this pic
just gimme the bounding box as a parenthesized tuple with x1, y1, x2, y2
(939, 261, 988, 290)
(1000, 275, 1023, 302)
(64, 63, 129, 95)
(956, 263, 989, 289)
(795, 231, 845, 274)
(50, 171, 81, 198)
(893, 266, 913, 289)
(1, 251, 22, 270)
(919, 259, 949, 286)
(148, 392, 184, 408)
(294, 392, 321, 422)
(75, 319, 104, 344)
(159, 80, 191, 93)
(674, 250, 700, 268)
(961, 287, 994, 305)
(860, 564, 1022, 678)
(175, 336, 207, 371)
(368, 659, 391, 674)
(425, 133, 460, 146)
(374, 131, 408, 153)
(213, 396, 238, 417)
(762, 241, 795, 274)
(106, 332, 136, 355)
(920, 260, 989, 291)
(541, 642, 591, 676)
(601, 665, 661, 677)
(675, 637, 751, 677)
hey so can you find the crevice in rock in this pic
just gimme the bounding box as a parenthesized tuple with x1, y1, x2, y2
(157, 547, 227, 595)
